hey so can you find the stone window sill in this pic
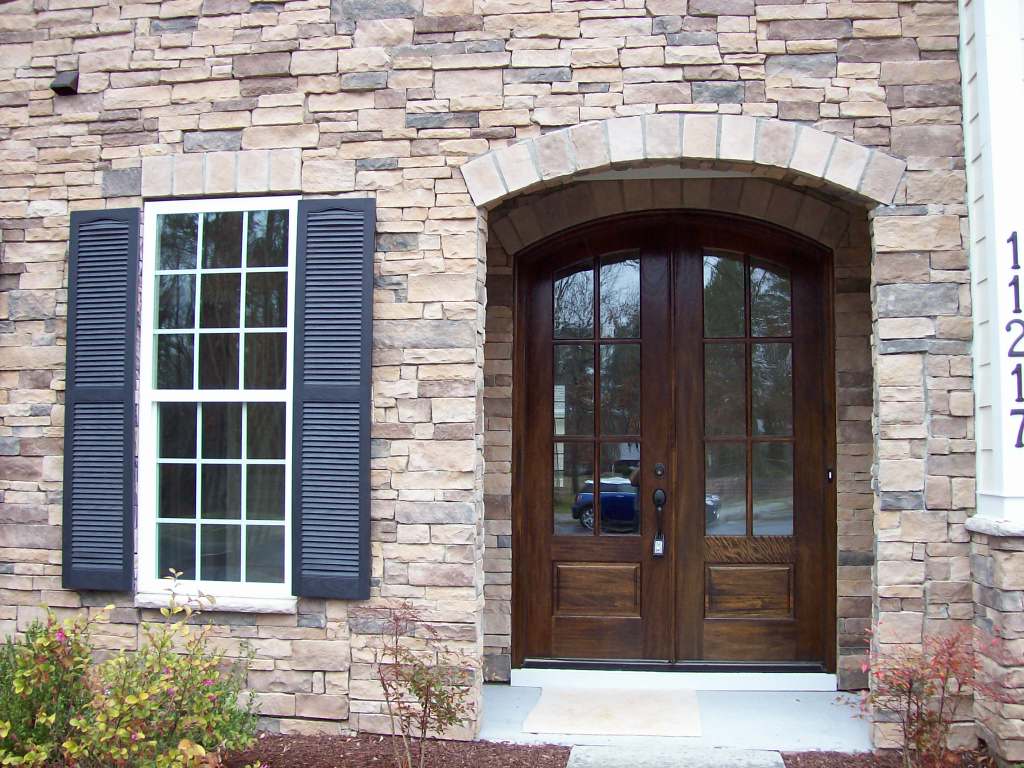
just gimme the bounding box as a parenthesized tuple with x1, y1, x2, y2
(134, 591, 297, 614)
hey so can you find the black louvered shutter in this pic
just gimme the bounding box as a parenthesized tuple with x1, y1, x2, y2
(293, 199, 374, 599)
(63, 209, 139, 591)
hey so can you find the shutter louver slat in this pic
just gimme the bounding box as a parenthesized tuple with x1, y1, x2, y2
(293, 199, 373, 600)
(63, 209, 139, 592)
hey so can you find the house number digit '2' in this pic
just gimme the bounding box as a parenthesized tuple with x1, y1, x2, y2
(1009, 231, 1024, 448)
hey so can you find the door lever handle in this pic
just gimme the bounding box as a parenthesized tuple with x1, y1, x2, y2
(652, 488, 666, 558)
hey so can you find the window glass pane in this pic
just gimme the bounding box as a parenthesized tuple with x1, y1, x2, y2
(202, 211, 243, 269)
(159, 403, 197, 458)
(554, 265, 594, 339)
(750, 259, 792, 337)
(554, 442, 593, 537)
(200, 274, 241, 328)
(554, 344, 594, 436)
(198, 333, 239, 389)
(752, 343, 793, 436)
(600, 343, 640, 436)
(705, 442, 746, 536)
(703, 251, 745, 338)
(157, 213, 198, 270)
(158, 522, 195, 580)
(244, 333, 287, 389)
(247, 209, 289, 268)
(598, 442, 640, 535)
(705, 343, 746, 437)
(200, 524, 241, 581)
(600, 254, 640, 339)
(201, 465, 241, 520)
(247, 466, 285, 521)
(159, 464, 195, 519)
(245, 272, 287, 328)
(202, 403, 242, 459)
(158, 274, 195, 329)
(753, 443, 794, 536)
(246, 526, 285, 583)
(248, 403, 286, 460)
(156, 334, 194, 389)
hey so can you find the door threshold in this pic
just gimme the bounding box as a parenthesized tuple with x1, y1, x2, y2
(511, 664, 837, 692)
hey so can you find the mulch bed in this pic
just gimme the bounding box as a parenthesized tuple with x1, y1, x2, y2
(782, 751, 993, 768)
(225, 733, 571, 768)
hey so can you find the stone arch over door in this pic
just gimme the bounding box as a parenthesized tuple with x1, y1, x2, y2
(461, 115, 906, 212)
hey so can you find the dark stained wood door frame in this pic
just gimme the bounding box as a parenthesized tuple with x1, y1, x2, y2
(510, 211, 838, 673)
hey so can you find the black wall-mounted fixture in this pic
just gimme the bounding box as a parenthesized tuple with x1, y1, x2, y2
(50, 70, 79, 95)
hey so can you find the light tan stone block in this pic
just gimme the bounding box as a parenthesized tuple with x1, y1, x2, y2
(876, 612, 923, 644)
(105, 85, 172, 110)
(291, 50, 338, 75)
(859, 150, 906, 205)
(824, 139, 870, 192)
(879, 60, 961, 85)
(665, 46, 722, 65)
(719, 115, 756, 162)
(141, 155, 173, 198)
(242, 125, 319, 150)
(269, 149, 302, 191)
(754, 118, 796, 168)
(408, 273, 477, 303)
(877, 354, 923, 387)
(461, 155, 506, 207)
(172, 155, 204, 196)
(879, 459, 924, 491)
(494, 141, 540, 196)
(204, 151, 237, 195)
(789, 125, 835, 178)
(872, 215, 962, 253)
(534, 130, 575, 181)
(353, 19, 414, 47)
(682, 114, 718, 159)
(607, 116, 644, 164)
(237, 150, 269, 193)
(643, 113, 682, 160)
(568, 121, 611, 173)
(172, 80, 240, 103)
(301, 158, 356, 193)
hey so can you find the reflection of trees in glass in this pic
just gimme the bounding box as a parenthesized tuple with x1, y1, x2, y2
(157, 214, 198, 270)
(158, 274, 195, 329)
(245, 273, 287, 328)
(156, 334, 193, 389)
(600, 256, 640, 338)
(703, 252, 745, 337)
(704, 343, 744, 437)
(202, 212, 243, 268)
(752, 343, 792, 436)
(751, 260, 791, 337)
(247, 210, 289, 268)
(600, 344, 640, 435)
(554, 266, 593, 338)
(554, 345, 594, 435)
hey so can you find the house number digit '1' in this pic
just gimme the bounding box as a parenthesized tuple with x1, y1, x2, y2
(1010, 232, 1024, 447)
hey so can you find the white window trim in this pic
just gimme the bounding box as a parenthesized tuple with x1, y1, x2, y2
(138, 196, 299, 607)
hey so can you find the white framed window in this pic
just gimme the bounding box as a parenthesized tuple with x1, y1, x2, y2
(138, 196, 299, 606)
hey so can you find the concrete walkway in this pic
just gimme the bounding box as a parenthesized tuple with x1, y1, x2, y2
(480, 683, 872, 765)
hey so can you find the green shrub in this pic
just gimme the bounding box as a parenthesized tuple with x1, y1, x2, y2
(0, 585, 258, 768)
(0, 610, 95, 765)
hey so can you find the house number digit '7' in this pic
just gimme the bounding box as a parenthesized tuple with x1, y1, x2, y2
(1010, 232, 1024, 447)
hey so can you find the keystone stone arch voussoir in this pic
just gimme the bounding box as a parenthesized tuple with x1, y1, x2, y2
(460, 115, 907, 211)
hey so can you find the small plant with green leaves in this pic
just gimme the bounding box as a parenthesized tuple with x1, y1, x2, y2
(375, 604, 476, 768)
(61, 577, 258, 767)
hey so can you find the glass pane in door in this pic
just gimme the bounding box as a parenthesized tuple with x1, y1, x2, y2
(554, 442, 594, 536)
(752, 442, 794, 535)
(705, 442, 746, 536)
(599, 442, 640, 535)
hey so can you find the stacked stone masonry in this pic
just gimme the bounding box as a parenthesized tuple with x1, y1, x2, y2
(0, 0, 974, 744)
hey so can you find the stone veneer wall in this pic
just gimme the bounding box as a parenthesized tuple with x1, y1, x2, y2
(0, 0, 973, 739)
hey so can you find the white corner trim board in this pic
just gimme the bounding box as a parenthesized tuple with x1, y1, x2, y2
(509, 668, 839, 693)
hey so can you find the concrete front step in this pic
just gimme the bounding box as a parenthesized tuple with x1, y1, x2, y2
(567, 746, 785, 768)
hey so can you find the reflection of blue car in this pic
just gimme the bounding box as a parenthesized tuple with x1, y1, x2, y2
(571, 476, 721, 532)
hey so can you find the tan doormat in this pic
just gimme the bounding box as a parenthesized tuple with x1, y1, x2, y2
(522, 687, 701, 738)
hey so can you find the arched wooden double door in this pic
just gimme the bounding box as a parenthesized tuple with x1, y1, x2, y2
(513, 212, 836, 670)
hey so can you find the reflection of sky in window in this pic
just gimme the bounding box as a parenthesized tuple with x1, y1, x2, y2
(600, 256, 640, 338)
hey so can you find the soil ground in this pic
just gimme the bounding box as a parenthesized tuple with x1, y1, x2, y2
(227, 735, 994, 768)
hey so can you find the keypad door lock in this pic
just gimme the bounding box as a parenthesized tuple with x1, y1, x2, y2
(652, 487, 667, 558)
